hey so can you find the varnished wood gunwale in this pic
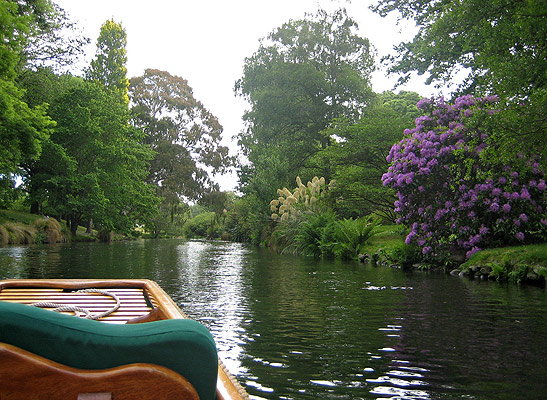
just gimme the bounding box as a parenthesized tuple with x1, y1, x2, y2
(0, 279, 249, 400)
(0, 343, 199, 400)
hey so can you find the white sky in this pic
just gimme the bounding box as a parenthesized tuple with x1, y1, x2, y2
(54, 0, 440, 191)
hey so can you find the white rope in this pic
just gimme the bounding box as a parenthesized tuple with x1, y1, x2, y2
(32, 289, 120, 320)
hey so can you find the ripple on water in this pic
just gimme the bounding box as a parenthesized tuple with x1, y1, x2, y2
(369, 385, 430, 398)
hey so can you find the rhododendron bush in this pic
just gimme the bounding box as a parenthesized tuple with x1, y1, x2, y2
(382, 95, 547, 259)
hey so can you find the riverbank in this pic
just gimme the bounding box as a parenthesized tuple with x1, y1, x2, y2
(0, 210, 96, 244)
(361, 225, 547, 286)
(2, 210, 546, 285)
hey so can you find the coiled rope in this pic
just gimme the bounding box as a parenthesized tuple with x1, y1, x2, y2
(32, 289, 120, 320)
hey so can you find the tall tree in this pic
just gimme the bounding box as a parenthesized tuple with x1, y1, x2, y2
(0, 0, 54, 205)
(234, 7, 376, 239)
(315, 91, 421, 219)
(129, 69, 231, 234)
(371, 0, 546, 99)
(86, 19, 130, 104)
(235, 8, 375, 195)
(14, 0, 89, 72)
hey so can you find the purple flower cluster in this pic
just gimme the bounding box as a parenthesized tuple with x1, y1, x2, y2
(382, 95, 547, 259)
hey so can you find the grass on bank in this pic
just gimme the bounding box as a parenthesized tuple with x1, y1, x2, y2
(461, 243, 547, 283)
(360, 224, 547, 283)
(0, 209, 92, 244)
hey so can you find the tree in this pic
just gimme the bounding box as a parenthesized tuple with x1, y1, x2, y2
(0, 0, 54, 204)
(26, 79, 158, 236)
(371, 0, 547, 169)
(14, 0, 89, 72)
(235, 8, 375, 193)
(86, 19, 130, 104)
(315, 91, 422, 219)
(371, 0, 546, 99)
(129, 69, 231, 234)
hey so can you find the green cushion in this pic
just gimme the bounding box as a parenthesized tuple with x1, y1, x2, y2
(0, 301, 218, 400)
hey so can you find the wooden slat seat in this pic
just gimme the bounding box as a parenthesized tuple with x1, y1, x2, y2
(0, 287, 153, 323)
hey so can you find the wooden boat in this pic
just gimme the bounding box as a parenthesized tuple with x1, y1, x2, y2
(0, 279, 249, 400)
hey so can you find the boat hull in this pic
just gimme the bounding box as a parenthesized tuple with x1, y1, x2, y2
(0, 279, 248, 400)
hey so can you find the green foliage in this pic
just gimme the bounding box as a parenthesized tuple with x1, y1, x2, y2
(86, 19, 129, 104)
(182, 212, 215, 239)
(382, 242, 423, 269)
(328, 216, 381, 260)
(371, 0, 547, 172)
(271, 208, 380, 260)
(271, 210, 336, 257)
(313, 91, 420, 220)
(0, 209, 41, 225)
(235, 8, 375, 203)
(14, 0, 89, 71)
(0, 175, 24, 208)
(146, 191, 189, 238)
(462, 243, 547, 283)
(223, 195, 263, 244)
(371, 0, 547, 100)
(24, 78, 158, 237)
(0, 1, 55, 183)
(129, 69, 232, 235)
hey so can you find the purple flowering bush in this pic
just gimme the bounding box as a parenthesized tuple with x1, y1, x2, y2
(382, 95, 547, 259)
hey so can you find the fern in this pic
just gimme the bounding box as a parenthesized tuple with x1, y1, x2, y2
(331, 216, 380, 260)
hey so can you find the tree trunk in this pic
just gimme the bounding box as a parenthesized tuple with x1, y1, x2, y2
(86, 219, 93, 234)
(98, 230, 113, 243)
(69, 217, 79, 237)
(30, 202, 40, 215)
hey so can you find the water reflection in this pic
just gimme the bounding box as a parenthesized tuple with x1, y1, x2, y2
(172, 240, 250, 374)
(1, 241, 546, 399)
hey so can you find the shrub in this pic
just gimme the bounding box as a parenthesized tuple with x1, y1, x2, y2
(382, 95, 547, 259)
(271, 210, 336, 256)
(33, 217, 68, 243)
(382, 242, 423, 269)
(296, 211, 337, 257)
(0, 225, 8, 245)
(182, 212, 215, 238)
(2, 223, 36, 244)
(270, 176, 333, 222)
(328, 216, 380, 260)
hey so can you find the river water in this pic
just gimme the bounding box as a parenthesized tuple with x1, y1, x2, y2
(1, 239, 546, 399)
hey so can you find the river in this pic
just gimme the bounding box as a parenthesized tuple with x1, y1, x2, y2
(1, 239, 546, 399)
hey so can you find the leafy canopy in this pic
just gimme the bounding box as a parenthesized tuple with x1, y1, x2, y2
(40, 79, 157, 236)
(86, 19, 130, 104)
(371, 0, 547, 99)
(311, 91, 422, 220)
(235, 7, 376, 208)
(0, 0, 54, 177)
(130, 69, 231, 200)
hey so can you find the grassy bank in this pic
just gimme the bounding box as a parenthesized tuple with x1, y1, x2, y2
(361, 225, 422, 268)
(360, 225, 547, 285)
(456, 243, 547, 284)
(0, 210, 93, 244)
